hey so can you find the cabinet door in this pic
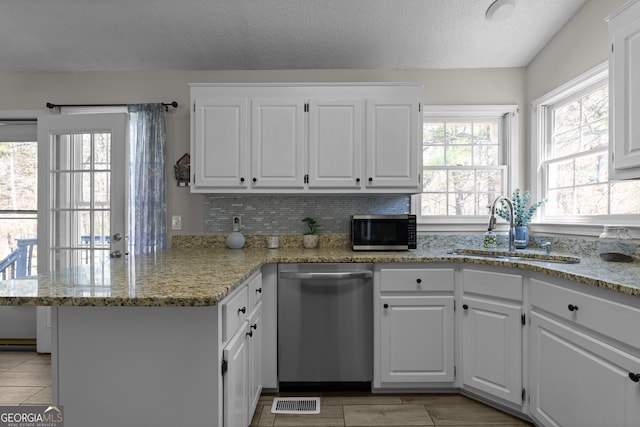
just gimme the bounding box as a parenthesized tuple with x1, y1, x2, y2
(610, 1, 640, 179)
(193, 97, 249, 189)
(223, 322, 249, 427)
(247, 302, 263, 419)
(365, 98, 421, 190)
(251, 98, 305, 188)
(308, 99, 363, 188)
(462, 296, 522, 405)
(379, 295, 454, 383)
(529, 312, 640, 427)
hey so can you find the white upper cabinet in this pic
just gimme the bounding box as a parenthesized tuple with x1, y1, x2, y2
(192, 97, 248, 188)
(190, 83, 423, 193)
(251, 98, 306, 189)
(307, 99, 363, 189)
(608, 0, 640, 179)
(366, 98, 421, 189)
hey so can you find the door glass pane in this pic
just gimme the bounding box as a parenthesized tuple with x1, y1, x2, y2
(94, 133, 111, 170)
(49, 131, 112, 269)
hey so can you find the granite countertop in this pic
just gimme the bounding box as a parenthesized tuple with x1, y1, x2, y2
(0, 246, 639, 307)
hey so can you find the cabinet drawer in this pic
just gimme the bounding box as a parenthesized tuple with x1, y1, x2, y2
(248, 272, 263, 311)
(222, 285, 249, 342)
(463, 269, 522, 301)
(530, 278, 640, 349)
(380, 268, 454, 292)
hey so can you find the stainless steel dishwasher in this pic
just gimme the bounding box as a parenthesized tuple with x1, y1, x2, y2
(278, 263, 373, 391)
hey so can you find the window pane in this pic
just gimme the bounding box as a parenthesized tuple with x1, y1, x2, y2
(0, 214, 37, 259)
(446, 145, 472, 166)
(473, 122, 500, 145)
(94, 171, 110, 205)
(547, 188, 574, 215)
(423, 170, 447, 192)
(421, 193, 447, 216)
(575, 153, 607, 185)
(553, 100, 581, 135)
(94, 133, 111, 170)
(476, 170, 502, 193)
(582, 85, 608, 124)
(424, 123, 445, 144)
(575, 184, 608, 215)
(448, 192, 475, 215)
(581, 118, 608, 151)
(423, 145, 445, 166)
(548, 160, 574, 189)
(449, 170, 475, 192)
(446, 123, 472, 145)
(473, 144, 499, 165)
(478, 192, 501, 215)
(552, 129, 580, 158)
(0, 142, 37, 211)
(610, 181, 640, 214)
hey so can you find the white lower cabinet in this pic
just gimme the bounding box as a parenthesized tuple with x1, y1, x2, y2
(223, 322, 250, 427)
(380, 295, 455, 383)
(528, 276, 640, 427)
(222, 272, 263, 427)
(461, 268, 523, 406)
(247, 302, 263, 418)
(375, 265, 455, 388)
(530, 311, 640, 427)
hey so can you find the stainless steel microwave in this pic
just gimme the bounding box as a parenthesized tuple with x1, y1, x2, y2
(350, 214, 417, 251)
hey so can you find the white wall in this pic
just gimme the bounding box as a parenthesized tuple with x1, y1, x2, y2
(0, 68, 524, 243)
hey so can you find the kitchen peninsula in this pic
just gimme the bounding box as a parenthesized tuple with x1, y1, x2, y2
(1, 243, 639, 427)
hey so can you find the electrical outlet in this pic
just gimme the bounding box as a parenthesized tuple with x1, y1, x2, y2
(171, 215, 182, 230)
(232, 216, 242, 232)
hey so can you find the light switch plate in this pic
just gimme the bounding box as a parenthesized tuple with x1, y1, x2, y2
(171, 215, 182, 230)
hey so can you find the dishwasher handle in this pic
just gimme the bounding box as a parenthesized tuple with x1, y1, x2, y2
(279, 271, 372, 280)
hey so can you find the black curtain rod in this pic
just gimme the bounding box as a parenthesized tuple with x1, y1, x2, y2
(46, 101, 178, 111)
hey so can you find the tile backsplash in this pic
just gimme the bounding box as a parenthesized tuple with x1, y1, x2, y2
(204, 194, 410, 234)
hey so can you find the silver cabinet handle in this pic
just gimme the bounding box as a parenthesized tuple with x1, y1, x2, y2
(279, 271, 372, 280)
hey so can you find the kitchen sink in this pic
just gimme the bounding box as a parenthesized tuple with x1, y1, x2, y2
(447, 249, 580, 264)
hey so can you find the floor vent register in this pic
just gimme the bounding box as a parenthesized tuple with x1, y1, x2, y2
(271, 397, 321, 414)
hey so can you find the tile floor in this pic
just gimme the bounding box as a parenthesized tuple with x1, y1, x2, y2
(252, 393, 534, 426)
(0, 351, 534, 426)
(0, 351, 52, 405)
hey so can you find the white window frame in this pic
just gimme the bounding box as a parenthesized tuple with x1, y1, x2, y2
(413, 105, 519, 233)
(530, 62, 640, 237)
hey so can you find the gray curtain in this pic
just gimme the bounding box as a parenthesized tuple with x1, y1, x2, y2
(128, 104, 166, 254)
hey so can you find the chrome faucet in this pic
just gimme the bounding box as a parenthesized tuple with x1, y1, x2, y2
(488, 196, 515, 252)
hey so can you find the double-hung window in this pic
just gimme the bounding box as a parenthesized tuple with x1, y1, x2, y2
(415, 105, 518, 230)
(532, 63, 640, 233)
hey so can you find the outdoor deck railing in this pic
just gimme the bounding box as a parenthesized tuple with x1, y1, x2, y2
(0, 238, 37, 280)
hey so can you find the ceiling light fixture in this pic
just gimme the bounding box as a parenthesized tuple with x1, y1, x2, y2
(485, 0, 516, 22)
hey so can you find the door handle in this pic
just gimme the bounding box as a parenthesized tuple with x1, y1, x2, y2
(110, 250, 122, 258)
(279, 271, 372, 280)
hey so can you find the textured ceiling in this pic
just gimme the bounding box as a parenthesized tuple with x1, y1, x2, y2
(0, 0, 587, 72)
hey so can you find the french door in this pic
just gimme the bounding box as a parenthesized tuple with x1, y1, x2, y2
(37, 114, 127, 273)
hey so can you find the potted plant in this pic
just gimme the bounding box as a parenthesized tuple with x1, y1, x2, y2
(494, 189, 546, 249)
(302, 217, 320, 248)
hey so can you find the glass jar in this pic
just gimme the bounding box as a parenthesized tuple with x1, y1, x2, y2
(598, 226, 635, 262)
(483, 230, 498, 248)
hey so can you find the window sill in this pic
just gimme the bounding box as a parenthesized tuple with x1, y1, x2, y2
(529, 222, 639, 239)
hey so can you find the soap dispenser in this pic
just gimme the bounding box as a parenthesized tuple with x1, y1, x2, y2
(226, 216, 245, 249)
